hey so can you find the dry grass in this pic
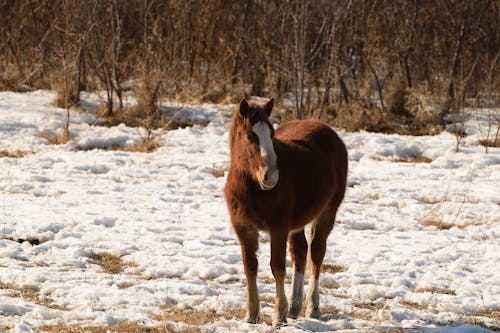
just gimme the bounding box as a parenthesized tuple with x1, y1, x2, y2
(122, 137, 160, 153)
(89, 252, 137, 274)
(414, 286, 456, 296)
(321, 280, 341, 289)
(99, 106, 209, 131)
(0, 281, 69, 310)
(41, 131, 71, 145)
(154, 303, 273, 326)
(399, 300, 428, 311)
(366, 329, 416, 333)
(117, 282, 135, 289)
(420, 219, 456, 230)
(322, 264, 347, 274)
(477, 138, 499, 148)
(394, 156, 433, 163)
(42, 322, 179, 333)
(0, 150, 32, 158)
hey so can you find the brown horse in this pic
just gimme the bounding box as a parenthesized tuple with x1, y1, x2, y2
(224, 98, 348, 326)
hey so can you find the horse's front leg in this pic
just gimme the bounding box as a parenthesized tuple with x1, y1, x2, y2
(233, 223, 260, 323)
(270, 228, 289, 327)
(288, 230, 308, 319)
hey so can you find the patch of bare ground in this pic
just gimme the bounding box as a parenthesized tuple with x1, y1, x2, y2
(393, 156, 432, 163)
(414, 286, 456, 296)
(0, 150, 32, 158)
(89, 252, 138, 274)
(0, 281, 69, 310)
(155, 304, 273, 326)
(322, 264, 347, 274)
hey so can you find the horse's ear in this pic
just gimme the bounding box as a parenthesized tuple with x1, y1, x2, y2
(264, 98, 274, 117)
(239, 98, 250, 118)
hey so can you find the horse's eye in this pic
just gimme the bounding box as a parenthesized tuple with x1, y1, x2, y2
(247, 133, 257, 142)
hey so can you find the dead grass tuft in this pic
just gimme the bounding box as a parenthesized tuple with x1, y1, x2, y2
(41, 131, 71, 145)
(399, 300, 428, 311)
(117, 282, 135, 289)
(0, 150, 32, 158)
(89, 252, 137, 274)
(366, 328, 414, 333)
(477, 138, 499, 148)
(321, 280, 341, 289)
(420, 219, 455, 230)
(322, 264, 347, 274)
(462, 317, 500, 332)
(122, 137, 160, 153)
(414, 286, 456, 295)
(394, 156, 433, 163)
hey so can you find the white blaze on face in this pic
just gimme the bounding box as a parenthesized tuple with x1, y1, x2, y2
(252, 121, 277, 168)
(252, 121, 279, 190)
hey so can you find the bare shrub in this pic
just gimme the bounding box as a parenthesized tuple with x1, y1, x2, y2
(333, 101, 396, 133)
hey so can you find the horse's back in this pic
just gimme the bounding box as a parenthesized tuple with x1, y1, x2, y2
(274, 119, 347, 226)
(276, 119, 346, 159)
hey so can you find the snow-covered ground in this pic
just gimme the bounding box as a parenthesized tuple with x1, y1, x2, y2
(0, 90, 498, 332)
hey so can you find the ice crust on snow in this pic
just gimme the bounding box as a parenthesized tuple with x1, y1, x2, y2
(0, 91, 499, 332)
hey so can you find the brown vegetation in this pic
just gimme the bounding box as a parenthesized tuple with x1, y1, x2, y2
(0, 150, 32, 158)
(0, 1, 497, 134)
(414, 286, 456, 296)
(0, 281, 69, 310)
(89, 252, 137, 274)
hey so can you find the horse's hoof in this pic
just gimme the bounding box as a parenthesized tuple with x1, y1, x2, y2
(272, 315, 287, 328)
(305, 307, 321, 319)
(288, 307, 300, 319)
(245, 314, 259, 324)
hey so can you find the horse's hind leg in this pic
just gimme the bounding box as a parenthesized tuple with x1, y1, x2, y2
(233, 223, 260, 323)
(288, 230, 308, 319)
(305, 205, 338, 319)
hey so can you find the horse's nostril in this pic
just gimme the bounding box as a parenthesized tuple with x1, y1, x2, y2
(264, 172, 269, 182)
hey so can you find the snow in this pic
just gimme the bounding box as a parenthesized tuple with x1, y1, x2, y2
(0, 90, 499, 332)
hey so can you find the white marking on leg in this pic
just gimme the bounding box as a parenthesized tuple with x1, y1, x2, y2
(306, 276, 320, 318)
(289, 271, 304, 318)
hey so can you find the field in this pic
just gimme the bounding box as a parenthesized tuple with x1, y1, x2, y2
(0, 91, 498, 332)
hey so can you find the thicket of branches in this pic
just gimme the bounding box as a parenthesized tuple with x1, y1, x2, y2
(0, 0, 498, 134)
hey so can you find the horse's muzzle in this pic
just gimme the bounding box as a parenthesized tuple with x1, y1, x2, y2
(258, 167, 279, 190)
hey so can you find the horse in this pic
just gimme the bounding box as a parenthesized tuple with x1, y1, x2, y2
(224, 98, 348, 326)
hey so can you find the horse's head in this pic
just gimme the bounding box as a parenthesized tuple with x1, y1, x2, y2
(231, 98, 279, 190)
